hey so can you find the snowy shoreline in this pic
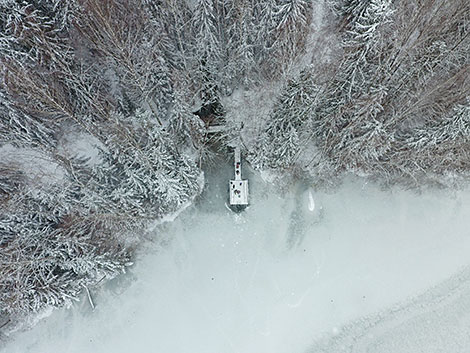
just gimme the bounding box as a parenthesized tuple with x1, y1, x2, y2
(3, 173, 470, 353)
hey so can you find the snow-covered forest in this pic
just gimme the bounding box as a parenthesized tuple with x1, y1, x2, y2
(251, 0, 470, 185)
(1, 0, 469, 336)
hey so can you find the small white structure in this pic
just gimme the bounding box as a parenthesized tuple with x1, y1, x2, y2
(229, 146, 249, 206)
(207, 124, 225, 134)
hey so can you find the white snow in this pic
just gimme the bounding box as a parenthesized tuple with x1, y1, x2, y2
(58, 131, 103, 167)
(0, 144, 65, 187)
(221, 84, 282, 150)
(3, 172, 470, 353)
(308, 188, 315, 212)
(309, 265, 470, 352)
(147, 172, 204, 232)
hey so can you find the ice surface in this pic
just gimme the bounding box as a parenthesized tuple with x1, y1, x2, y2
(3, 167, 470, 353)
(309, 265, 470, 352)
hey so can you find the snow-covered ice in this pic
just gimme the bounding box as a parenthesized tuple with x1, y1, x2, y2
(3, 166, 470, 353)
(308, 188, 315, 212)
(309, 266, 470, 352)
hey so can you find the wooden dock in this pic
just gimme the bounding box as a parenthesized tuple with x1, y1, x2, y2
(229, 146, 248, 206)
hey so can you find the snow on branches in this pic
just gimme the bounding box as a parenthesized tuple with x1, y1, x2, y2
(249, 0, 470, 186)
(0, 157, 129, 323)
(0, 0, 203, 332)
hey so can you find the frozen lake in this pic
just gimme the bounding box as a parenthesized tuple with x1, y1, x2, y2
(3, 167, 470, 353)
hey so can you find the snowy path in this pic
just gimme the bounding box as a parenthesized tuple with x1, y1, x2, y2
(309, 266, 470, 352)
(3, 171, 470, 353)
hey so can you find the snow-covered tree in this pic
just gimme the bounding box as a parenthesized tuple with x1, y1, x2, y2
(72, 0, 173, 124)
(250, 0, 470, 185)
(0, 0, 204, 331)
(250, 69, 322, 171)
(272, 0, 313, 67)
(79, 109, 202, 222)
(0, 160, 130, 324)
